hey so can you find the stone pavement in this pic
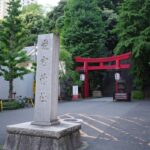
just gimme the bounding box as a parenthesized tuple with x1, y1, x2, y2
(0, 98, 150, 150)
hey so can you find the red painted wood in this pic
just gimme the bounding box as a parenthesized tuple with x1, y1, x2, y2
(75, 52, 131, 63)
(75, 52, 131, 98)
(84, 62, 89, 98)
(76, 64, 130, 71)
(116, 81, 118, 93)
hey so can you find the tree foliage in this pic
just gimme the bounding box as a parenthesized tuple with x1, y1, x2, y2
(62, 0, 105, 58)
(114, 0, 150, 89)
(98, 0, 121, 11)
(0, 0, 31, 98)
(21, 3, 44, 15)
(22, 13, 45, 45)
(44, 0, 67, 33)
(59, 49, 81, 99)
(20, 3, 46, 45)
(98, 0, 120, 56)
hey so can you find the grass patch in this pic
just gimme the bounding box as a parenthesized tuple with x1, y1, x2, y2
(1, 100, 24, 110)
(131, 90, 144, 100)
(0, 145, 3, 150)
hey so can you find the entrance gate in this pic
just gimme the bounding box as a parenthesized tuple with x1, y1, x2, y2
(75, 52, 131, 98)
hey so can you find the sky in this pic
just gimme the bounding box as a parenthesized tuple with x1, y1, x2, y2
(37, 0, 61, 6)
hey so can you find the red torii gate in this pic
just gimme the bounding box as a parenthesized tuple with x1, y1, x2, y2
(75, 52, 132, 98)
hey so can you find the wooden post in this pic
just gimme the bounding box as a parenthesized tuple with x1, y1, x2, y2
(115, 81, 119, 93)
(84, 62, 89, 98)
(0, 100, 3, 111)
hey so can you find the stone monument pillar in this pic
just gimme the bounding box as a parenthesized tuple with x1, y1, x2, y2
(32, 34, 59, 126)
(4, 34, 82, 150)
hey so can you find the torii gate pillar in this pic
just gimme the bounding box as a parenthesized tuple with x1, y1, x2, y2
(84, 62, 89, 98)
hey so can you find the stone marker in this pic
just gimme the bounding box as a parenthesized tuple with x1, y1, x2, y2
(4, 34, 82, 150)
(32, 34, 59, 126)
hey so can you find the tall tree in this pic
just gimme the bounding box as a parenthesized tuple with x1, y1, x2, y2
(97, 0, 123, 56)
(0, 0, 31, 99)
(21, 13, 45, 45)
(44, 0, 67, 33)
(20, 3, 46, 45)
(21, 3, 44, 15)
(114, 0, 150, 89)
(98, 0, 121, 12)
(62, 0, 105, 58)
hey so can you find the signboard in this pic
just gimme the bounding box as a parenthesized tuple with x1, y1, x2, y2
(115, 73, 120, 81)
(72, 85, 78, 95)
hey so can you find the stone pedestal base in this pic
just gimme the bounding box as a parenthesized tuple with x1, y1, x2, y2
(4, 120, 81, 150)
(92, 90, 102, 98)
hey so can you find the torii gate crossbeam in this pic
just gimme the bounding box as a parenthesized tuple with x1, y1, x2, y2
(75, 52, 131, 98)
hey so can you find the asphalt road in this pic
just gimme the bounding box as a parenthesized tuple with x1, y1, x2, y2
(0, 97, 150, 150)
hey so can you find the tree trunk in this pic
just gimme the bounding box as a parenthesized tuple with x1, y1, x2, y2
(8, 79, 13, 99)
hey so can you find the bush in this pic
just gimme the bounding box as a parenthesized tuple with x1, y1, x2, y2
(131, 90, 144, 100)
(2, 100, 25, 110)
(0, 145, 3, 150)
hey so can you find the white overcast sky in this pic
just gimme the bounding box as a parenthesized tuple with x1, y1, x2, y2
(37, 0, 61, 6)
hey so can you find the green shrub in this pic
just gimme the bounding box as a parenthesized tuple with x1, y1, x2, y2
(0, 145, 3, 150)
(3, 100, 24, 110)
(131, 90, 144, 100)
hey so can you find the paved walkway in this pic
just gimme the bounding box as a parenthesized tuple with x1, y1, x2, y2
(0, 98, 150, 150)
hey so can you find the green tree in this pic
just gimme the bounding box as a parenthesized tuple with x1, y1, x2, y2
(62, 0, 105, 58)
(60, 0, 107, 94)
(21, 13, 45, 45)
(21, 3, 44, 15)
(96, 0, 123, 56)
(20, 3, 46, 45)
(59, 49, 80, 85)
(114, 0, 150, 89)
(0, 0, 31, 99)
(59, 49, 81, 99)
(44, 0, 67, 33)
(98, 0, 120, 10)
